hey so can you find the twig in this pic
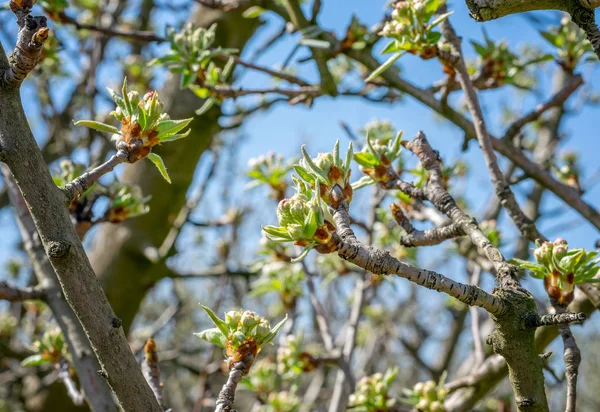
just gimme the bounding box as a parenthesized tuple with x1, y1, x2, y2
(502, 75, 583, 142)
(62, 149, 129, 201)
(57, 359, 85, 406)
(0, 281, 43, 302)
(59, 13, 165, 43)
(215, 359, 249, 412)
(440, 16, 545, 244)
(522, 311, 586, 329)
(469, 265, 485, 370)
(390, 204, 465, 247)
(206, 84, 321, 98)
(551, 298, 582, 412)
(219, 55, 311, 87)
(328, 197, 503, 314)
(141, 339, 164, 408)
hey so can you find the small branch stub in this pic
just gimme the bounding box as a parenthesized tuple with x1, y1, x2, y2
(46, 240, 72, 259)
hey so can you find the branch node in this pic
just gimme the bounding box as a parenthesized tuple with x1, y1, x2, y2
(111, 317, 123, 328)
(46, 240, 72, 259)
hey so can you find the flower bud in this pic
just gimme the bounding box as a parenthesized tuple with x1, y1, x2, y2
(254, 320, 271, 341)
(554, 244, 567, 261)
(231, 331, 247, 348)
(554, 238, 568, 247)
(423, 380, 437, 401)
(314, 152, 334, 174)
(128, 91, 140, 107)
(430, 401, 444, 412)
(225, 311, 241, 329)
(413, 381, 425, 396)
(416, 399, 429, 410)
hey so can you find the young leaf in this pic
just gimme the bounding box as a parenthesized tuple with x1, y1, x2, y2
(121, 77, 133, 116)
(156, 118, 193, 140)
(21, 354, 48, 367)
(194, 328, 227, 348)
(300, 145, 329, 184)
(196, 98, 216, 116)
(365, 52, 402, 82)
(260, 314, 288, 346)
(159, 129, 191, 143)
(199, 305, 229, 336)
(293, 165, 316, 184)
(343, 142, 353, 174)
(146, 153, 171, 183)
(290, 247, 312, 263)
(242, 5, 265, 18)
(429, 11, 453, 29)
(352, 176, 375, 190)
(73, 120, 120, 135)
(353, 152, 379, 167)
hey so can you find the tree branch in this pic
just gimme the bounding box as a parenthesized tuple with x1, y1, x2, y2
(62, 149, 130, 202)
(440, 16, 545, 244)
(391, 203, 465, 247)
(0, 281, 43, 302)
(0, 4, 49, 90)
(141, 339, 164, 409)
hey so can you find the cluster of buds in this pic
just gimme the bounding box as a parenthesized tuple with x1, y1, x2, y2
(104, 182, 151, 223)
(247, 152, 294, 201)
(469, 32, 541, 89)
(21, 328, 67, 367)
(353, 129, 403, 187)
(250, 261, 305, 310)
(348, 368, 398, 411)
(195, 306, 287, 373)
(512, 238, 600, 305)
(295, 140, 354, 209)
(263, 178, 336, 262)
(540, 15, 597, 73)
(403, 375, 448, 412)
(149, 23, 238, 115)
(340, 16, 372, 52)
(74, 78, 192, 183)
(378, 0, 451, 58)
(277, 334, 318, 379)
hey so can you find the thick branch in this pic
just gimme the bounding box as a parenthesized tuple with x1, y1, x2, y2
(0, 50, 162, 412)
(0, 166, 118, 411)
(464, 0, 570, 22)
(523, 311, 586, 329)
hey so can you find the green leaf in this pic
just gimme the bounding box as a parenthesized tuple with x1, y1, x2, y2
(159, 129, 191, 143)
(301, 145, 329, 184)
(194, 328, 227, 348)
(148, 54, 182, 67)
(365, 52, 402, 82)
(381, 40, 400, 55)
(156, 118, 193, 140)
(343, 142, 353, 174)
(470, 40, 487, 57)
(189, 84, 210, 99)
(540, 31, 560, 47)
(260, 314, 288, 346)
(509, 259, 547, 278)
(21, 354, 48, 367)
(426, 31, 442, 45)
(106, 87, 126, 111)
(293, 165, 316, 184)
(181, 69, 197, 89)
(428, 11, 453, 29)
(351, 176, 375, 190)
(121, 77, 133, 116)
(146, 153, 171, 183)
(199, 305, 229, 336)
(196, 98, 216, 116)
(353, 152, 379, 167)
(73, 120, 120, 135)
(291, 247, 312, 263)
(559, 249, 585, 274)
(333, 139, 341, 168)
(242, 5, 265, 18)
(263, 225, 293, 242)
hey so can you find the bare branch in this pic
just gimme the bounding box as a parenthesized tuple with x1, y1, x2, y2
(523, 311, 586, 329)
(1, 5, 49, 89)
(62, 149, 130, 202)
(141, 339, 164, 408)
(0, 281, 43, 302)
(440, 16, 545, 244)
(502, 75, 583, 142)
(391, 203, 465, 247)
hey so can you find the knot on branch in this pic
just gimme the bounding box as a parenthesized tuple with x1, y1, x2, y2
(46, 240, 72, 259)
